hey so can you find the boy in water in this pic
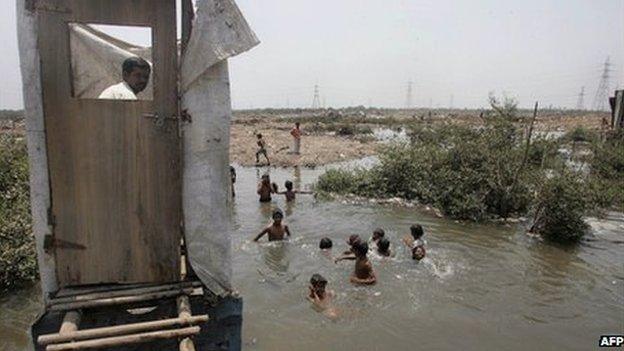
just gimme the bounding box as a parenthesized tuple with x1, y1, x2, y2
(253, 209, 291, 242)
(350, 241, 376, 285)
(334, 234, 361, 263)
(307, 274, 338, 319)
(277, 180, 312, 202)
(255, 133, 270, 165)
(371, 228, 385, 244)
(319, 237, 333, 250)
(257, 174, 277, 202)
(402, 224, 426, 260)
(376, 237, 393, 257)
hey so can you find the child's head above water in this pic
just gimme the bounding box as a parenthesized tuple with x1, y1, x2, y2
(352, 240, 369, 258)
(272, 208, 284, 223)
(319, 237, 333, 249)
(372, 228, 385, 241)
(257, 133, 263, 139)
(310, 273, 328, 294)
(285, 180, 293, 191)
(412, 246, 425, 260)
(347, 234, 361, 247)
(410, 224, 424, 240)
(377, 237, 390, 255)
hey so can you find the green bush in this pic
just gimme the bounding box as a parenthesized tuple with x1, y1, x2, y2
(532, 172, 588, 243)
(317, 97, 537, 220)
(564, 126, 597, 143)
(0, 134, 37, 293)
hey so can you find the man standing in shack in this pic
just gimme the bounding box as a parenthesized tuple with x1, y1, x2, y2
(99, 57, 151, 100)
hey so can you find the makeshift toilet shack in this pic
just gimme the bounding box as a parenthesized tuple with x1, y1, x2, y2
(17, 0, 258, 349)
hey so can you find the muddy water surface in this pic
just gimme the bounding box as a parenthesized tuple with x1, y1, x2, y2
(1, 161, 623, 351)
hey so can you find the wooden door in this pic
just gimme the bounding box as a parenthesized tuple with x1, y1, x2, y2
(38, 0, 181, 286)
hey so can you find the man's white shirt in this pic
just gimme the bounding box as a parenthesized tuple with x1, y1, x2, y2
(98, 81, 137, 100)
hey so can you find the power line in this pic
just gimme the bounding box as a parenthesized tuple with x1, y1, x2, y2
(592, 57, 612, 111)
(405, 80, 413, 108)
(576, 86, 585, 110)
(311, 84, 321, 109)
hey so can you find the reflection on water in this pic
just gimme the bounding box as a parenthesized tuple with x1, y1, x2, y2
(1, 161, 623, 351)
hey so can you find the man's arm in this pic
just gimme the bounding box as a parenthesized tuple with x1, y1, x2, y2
(253, 228, 269, 242)
(285, 225, 291, 237)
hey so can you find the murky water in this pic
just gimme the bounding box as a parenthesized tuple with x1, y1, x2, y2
(2, 161, 623, 351)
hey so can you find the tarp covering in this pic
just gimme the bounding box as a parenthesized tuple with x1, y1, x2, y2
(17, 0, 258, 298)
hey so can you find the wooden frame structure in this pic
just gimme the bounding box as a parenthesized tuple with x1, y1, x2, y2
(26, 0, 243, 349)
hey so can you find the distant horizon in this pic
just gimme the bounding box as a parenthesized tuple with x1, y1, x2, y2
(1, 0, 623, 110)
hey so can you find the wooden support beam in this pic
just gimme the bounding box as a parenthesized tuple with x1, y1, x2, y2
(38, 315, 208, 345)
(49, 288, 196, 312)
(45, 326, 200, 351)
(48, 281, 202, 306)
(177, 295, 196, 351)
(59, 311, 81, 335)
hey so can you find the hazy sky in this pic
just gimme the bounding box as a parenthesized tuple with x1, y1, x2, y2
(2, 0, 623, 110)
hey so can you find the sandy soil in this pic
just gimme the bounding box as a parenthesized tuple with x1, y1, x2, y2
(230, 121, 377, 167)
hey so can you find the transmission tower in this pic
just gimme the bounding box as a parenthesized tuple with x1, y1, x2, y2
(449, 94, 454, 109)
(405, 80, 413, 108)
(576, 86, 585, 110)
(311, 85, 321, 109)
(592, 57, 611, 111)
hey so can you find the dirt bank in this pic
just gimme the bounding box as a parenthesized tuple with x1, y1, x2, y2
(230, 121, 376, 167)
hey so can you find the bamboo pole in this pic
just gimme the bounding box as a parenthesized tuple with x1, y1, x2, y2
(48, 281, 202, 306)
(59, 311, 81, 335)
(38, 315, 207, 345)
(49, 288, 196, 312)
(178, 295, 196, 351)
(45, 326, 200, 351)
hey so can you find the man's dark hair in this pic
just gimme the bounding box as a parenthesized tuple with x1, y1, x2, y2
(310, 273, 327, 286)
(377, 237, 390, 252)
(352, 240, 369, 257)
(319, 237, 333, 249)
(122, 57, 150, 74)
(410, 224, 424, 239)
(285, 180, 293, 190)
(257, 133, 263, 138)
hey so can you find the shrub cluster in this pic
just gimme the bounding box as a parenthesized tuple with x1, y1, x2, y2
(316, 97, 620, 243)
(0, 134, 37, 293)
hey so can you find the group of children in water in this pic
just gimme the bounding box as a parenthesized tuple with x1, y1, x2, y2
(251, 173, 427, 318)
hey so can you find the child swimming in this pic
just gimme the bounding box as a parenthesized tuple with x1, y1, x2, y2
(334, 234, 361, 263)
(257, 174, 276, 203)
(319, 237, 333, 250)
(371, 228, 385, 243)
(376, 237, 393, 257)
(277, 180, 312, 202)
(350, 241, 376, 285)
(307, 274, 338, 319)
(402, 224, 426, 260)
(253, 209, 291, 242)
